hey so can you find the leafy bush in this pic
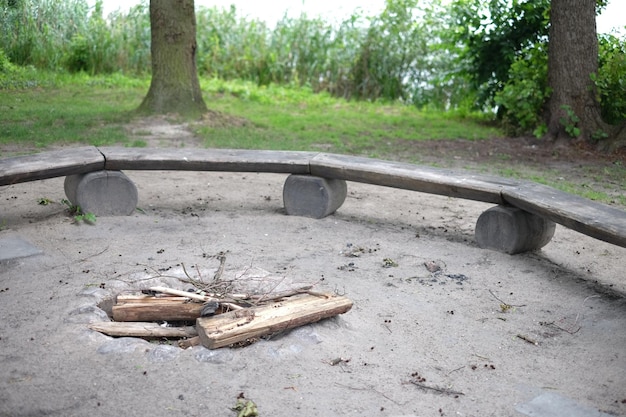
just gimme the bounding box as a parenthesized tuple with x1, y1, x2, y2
(494, 43, 550, 136)
(446, 0, 550, 110)
(594, 33, 626, 125)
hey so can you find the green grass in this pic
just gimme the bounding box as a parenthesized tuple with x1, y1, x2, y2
(0, 72, 623, 207)
(494, 164, 626, 207)
(196, 79, 499, 157)
(0, 72, 147, 151)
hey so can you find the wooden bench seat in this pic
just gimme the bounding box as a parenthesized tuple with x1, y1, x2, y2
(502, 182, 626, 248)
(99, 147, 316, 174)
(309, 153, 521, 205)
(1, 146, 624, 252)
(0, 147, 104, 186)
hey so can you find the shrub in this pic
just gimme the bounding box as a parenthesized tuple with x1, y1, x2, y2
(594, 33, 626, 125)
(494, 43, 550, 136)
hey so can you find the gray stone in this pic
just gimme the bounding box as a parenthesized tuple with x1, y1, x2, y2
(146, 344, 180, 363)
(283, 174, 347, 219)
(64, 170, 138, 216)
(0, 236, 42, 262)
(97, 337, 151, 355)
(516, 392, 613, 417)
(193, 346, 234, 363)
(475, 205, 555, 254)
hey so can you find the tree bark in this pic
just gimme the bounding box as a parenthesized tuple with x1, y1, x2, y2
(138, 0, 207, 116)
(546, 0, 602, 143)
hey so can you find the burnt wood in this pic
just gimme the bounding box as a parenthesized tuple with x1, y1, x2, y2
(0, 146, 104, 186)
(99, 147, 316, 174)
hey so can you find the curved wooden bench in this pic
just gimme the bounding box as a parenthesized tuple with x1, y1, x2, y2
(1, 146, 624, 253)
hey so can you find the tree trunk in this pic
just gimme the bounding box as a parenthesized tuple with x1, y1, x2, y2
(138, 0, 207, 116)
(546, 0, 603, 144)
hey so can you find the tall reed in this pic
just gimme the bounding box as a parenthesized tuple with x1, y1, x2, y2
(0, 0, 464, 108)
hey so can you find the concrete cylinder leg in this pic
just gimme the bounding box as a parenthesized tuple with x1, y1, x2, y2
(64, 171, 138, 216)
(283, 174, 347, 219)
(475, 205, 555, 254)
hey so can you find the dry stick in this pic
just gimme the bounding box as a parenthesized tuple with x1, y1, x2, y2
(516, 334, 539, 345)
(213, 253, 226, 281)
(147, 287, 243, 310)
(78, 246, 109, 262)
(540, 295, 599, 335)
(334, 383, 400, 405)
(221, 302, 244, 311)
(149, 286, 212, 302)
(488, 290, 526, 308)
(247, 286, 315, 303)
(542, 321, 581, 335)
(409, 380, 465, 396)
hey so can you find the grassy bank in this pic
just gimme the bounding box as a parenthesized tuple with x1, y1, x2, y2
(0, 74, 498, 152)
(0, 72, 624, 206)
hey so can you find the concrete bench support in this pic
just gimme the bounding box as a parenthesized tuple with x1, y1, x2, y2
(475, 205, 556, 254)
(64, 171, 138, 216)
(283, 174, 347, 219)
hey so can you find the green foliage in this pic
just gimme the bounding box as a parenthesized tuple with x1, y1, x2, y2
(0, 0, 150, 75)
(559, 105, 581, 138)
(1, 0, 623, 130)
(0, 0, 90, 70)
(350, 0, 424, 101)
(594, 34, 626, 125)
(0, 0, 466, 108)
(0, 48, 14, 72)
(447, 0, 550, 109)
(494, 42, 550, 136)
(61, 199, 96, 224)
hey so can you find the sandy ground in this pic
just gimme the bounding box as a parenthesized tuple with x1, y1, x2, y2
(1, 167, 626, 417)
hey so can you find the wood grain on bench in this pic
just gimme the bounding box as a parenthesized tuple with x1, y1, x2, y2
(1, 147, 624, 249)
(503, 183, 626, 248)
(310, 153, 520, 204)
(99, 147, 316, 174)
(0, 146, 104, 186)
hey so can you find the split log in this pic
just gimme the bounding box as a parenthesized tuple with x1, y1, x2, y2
(116, 292, 191, 304)
(89, 322, 198, 338)
(112, 301, 204, 322)
(196, 293, 353, 349)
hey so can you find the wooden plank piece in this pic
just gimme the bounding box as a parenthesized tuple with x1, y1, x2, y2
(310, 153, 517, 204)
(89, 322, 198, 338)
(116, 293, 191, 304)
(112, 301, 204, 322)
(196, 293, 353, 349)
(99, 147, 317, 174)
(0, 146, 105, 186)
(503, 183, 626, 248)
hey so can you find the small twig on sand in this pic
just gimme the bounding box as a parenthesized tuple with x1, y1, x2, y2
(213, 252, 226, 281)
(408, 380, 465, 396)
(488, 290, 526, 309)
(516, 334, 539, 345)
(540, 321, 581, 335)
(334, 383, 400, 404)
